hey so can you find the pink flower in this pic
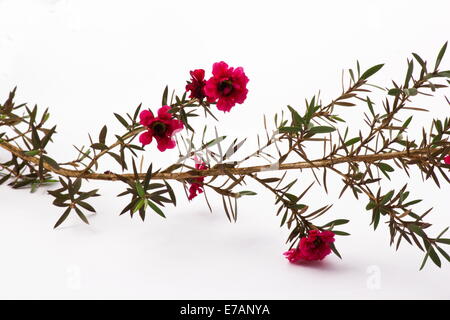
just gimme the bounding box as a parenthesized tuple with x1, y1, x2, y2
(188, 183, 203, 201)
(444, 155, 450, 165)
(185, 69, 207, 100)
(204, 61, 249, 112)
(139, 106, 184, 152)
(188, 160, 208, 200)
(283, 248, 303, 263)
(284, 230, 335, 263)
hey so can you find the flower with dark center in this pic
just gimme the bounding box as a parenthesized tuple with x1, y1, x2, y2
(151, 122, 167, 137)
(185, 69, 207, 100)
(284, 230, 335, 263)
(139, 106, 184, 152)
(204, 61, 249, 112)
(218, 80, 234, 96)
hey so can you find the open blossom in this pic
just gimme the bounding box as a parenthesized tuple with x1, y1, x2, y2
(445, 155, 450, 165)
(139, 106, 184, 152)
(284, 230, 335, 263)
(204, 61, 249, 112)
(185, 69, 207, 100)
(188, 160, 208, 200)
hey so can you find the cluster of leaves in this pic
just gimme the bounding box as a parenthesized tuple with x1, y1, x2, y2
(0, 88, 59, 190)
(243, 43, 450, 267)
(86, 104, 145, 172)
(49, 177, 100, 228)
(116, 161, 176, 221)
(363, 184, 449, 268)
(0, 155, 56, 191)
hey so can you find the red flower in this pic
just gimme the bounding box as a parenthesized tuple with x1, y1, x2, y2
(283, 248, 303, 263)
(444, 155, 450, 165)
(139, 106, 184, 152)
(185, 69, 207, 100)
(188, 160, 208, 200)
(284, 230, 335, 263)
(204, 61, 249, 112)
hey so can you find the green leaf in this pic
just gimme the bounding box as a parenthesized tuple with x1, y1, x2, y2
(238, 190, 257, 196)
(42, 155, 60, 169)
(143, 164, 153, 190)
(436, 247, 450, 263)
(72, 178, 82, 193)
(331, 115, 346, 122)
(31, 125, 41, 149)
(164, 180, 176, 206)
(404, 88, 418, 96)
(287, 105, 304, 126)
(360, 64, 384, 80)
(99, 125, 107, 144)
(344, 137, 360, 146)
(332, 230, 351, 236)
(91, 143, 107, 150)
(309, 126, 336, 135)
(78, 201, 96, 213)
(53, 208, 71, 229)
(376, 162, 394, 172)
(290, 204, 307, 210)
(74, 207, 89, 225)
(162, 85, 169, 106)
(403, 199, 422, 207)
(437, 70, 450, 77)
(0, 175, 10, 185)
(380, 190, 395, 205)
(329, 242, 342, 259)
(435, 239, 450, 245)
(408, 224, 427, 238)
(412, 53, 426, 71)
(279, 126, 301, 134)
(419, 251, 429, 271)
(366, 96, 375, 117)
(402, 116, 413, 129)
(321, 219, 349, 228)
(135, 181, 145, 197)
(388, 88, 402, 96)
(41, 125, 57, 149)
(25, 150, 40, 156)
(435, 41, 447, 71)
(147, 200, 166, 218)
(133, 198, 145, 213)
(404, 59, 414, 88)
(373, 208, 381, 230)
(366, 201, 376, 210)
(428, 246, 442, 268)
(114, 113, 129, 128)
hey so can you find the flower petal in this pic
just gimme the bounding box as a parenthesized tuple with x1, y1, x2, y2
(139, 131, 153, 146)
(139, 110, 154, 126)
(157, 105, 173, 120)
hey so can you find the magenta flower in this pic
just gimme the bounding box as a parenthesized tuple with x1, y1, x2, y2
(188, 160, 208, 200)
(204, 61, 249, 112)
(139, 106, 184, 152)
(284, 230, 335, 263)
(283, 248, 303, 263)
(185, 69, 207, 100)
(444, 155, 450, 165)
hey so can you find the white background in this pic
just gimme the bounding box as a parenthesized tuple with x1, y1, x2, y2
(1, 0, 449, 299)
